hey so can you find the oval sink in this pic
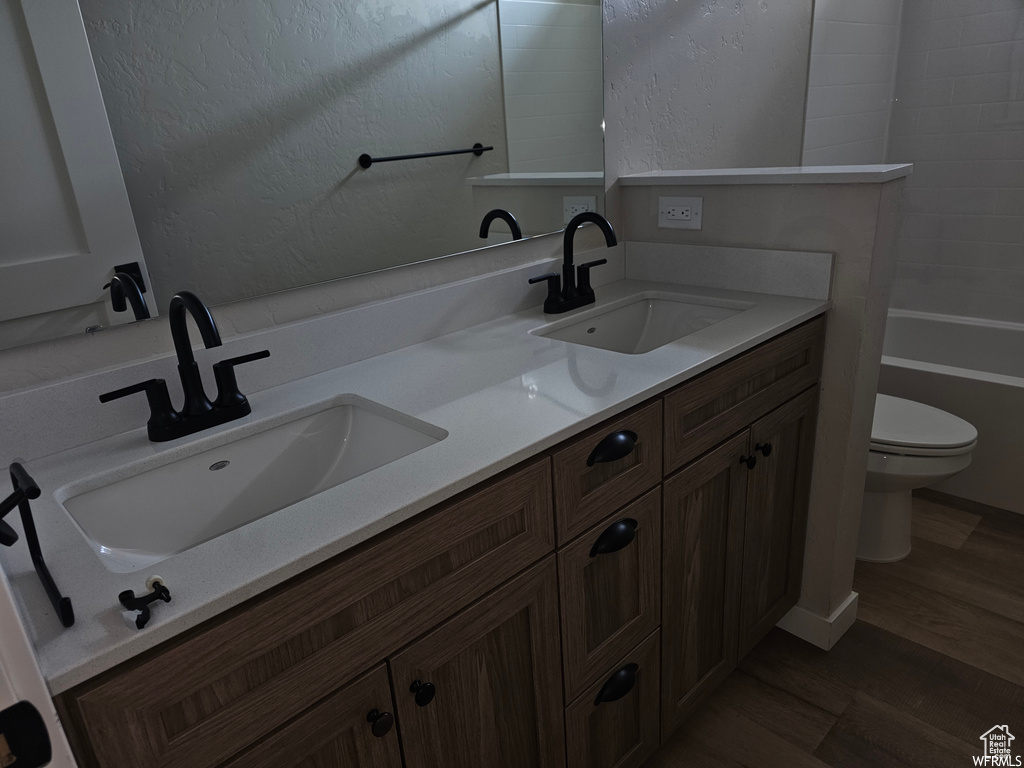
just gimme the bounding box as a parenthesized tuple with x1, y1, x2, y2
(59, 395, 447, 572)
(532, 291, 753, 354)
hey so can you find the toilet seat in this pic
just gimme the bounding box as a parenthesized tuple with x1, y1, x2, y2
(869, 394, 977, 457)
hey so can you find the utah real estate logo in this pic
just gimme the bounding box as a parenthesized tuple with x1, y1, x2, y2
(976, 726, 1020, 766)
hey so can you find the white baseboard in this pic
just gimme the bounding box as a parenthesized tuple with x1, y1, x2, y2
(776, 591, 859, 650)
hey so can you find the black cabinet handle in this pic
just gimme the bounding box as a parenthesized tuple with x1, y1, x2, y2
(756, 442, 772, 457)
(590, 518, 638, 557)
(594, 663, 638, 706)
(587, 430, 638, 467)
(740, 454, 757, 470)
(367, 709, 395, 738)
(409, 680, 435, 707)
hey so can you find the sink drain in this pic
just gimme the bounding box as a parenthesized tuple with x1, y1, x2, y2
(209, 460, 230, 471)
(587, 327, 597, 334)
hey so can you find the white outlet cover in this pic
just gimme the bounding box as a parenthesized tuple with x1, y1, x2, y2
(658, 196, 703, 230)
(564, 196, 597, 223)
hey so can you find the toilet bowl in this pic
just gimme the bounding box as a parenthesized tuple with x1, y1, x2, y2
(858, 394, 977, 562)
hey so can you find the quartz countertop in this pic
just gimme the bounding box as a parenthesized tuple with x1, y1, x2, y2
(619, 164, 913, 185)
(1, 278, 828, 694)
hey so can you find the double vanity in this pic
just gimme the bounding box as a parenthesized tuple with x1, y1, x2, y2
(0, 247, 831, 768)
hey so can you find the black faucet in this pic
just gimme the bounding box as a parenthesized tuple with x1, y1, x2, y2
(479, 209, 522, 241)
(169, 291, 222, 417)
(529, 211, 617, 314)
(99, 291, 269, 441)
(107, 272, 151, 321)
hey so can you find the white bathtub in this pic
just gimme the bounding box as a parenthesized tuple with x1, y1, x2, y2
(878, 309, 1024, 514)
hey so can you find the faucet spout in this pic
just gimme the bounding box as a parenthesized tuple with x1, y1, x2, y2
(108, 273, 151, 321)
(168, 291, 222, 417)
(562, 212, 617, 300)
(169, 291, 221, 366)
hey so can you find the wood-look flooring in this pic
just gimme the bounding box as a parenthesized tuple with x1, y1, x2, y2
(644, 492, 1024, 767)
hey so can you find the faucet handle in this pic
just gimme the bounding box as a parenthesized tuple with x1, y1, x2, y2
(529, 272, 562, 314)
(99, 379, 182, 437)
(577, 258, 608, 298)
(213, 350, 270, 409)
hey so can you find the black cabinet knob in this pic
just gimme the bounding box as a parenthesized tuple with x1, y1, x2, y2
(740, 454, 757, 470)
(587, 430, 638, 466)
(409, 680, 436, 707)
(366, 709, 394, 738)
(590, 518, 638, 557)
(755, 442, 773, 457)
(594, 663, 638, 706)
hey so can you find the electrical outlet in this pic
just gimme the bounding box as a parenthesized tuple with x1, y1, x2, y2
(564, 196, 596, 223)
(658, 196, 703, 230)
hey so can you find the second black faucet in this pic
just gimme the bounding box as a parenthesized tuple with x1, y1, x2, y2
(530, 212, 617, 314)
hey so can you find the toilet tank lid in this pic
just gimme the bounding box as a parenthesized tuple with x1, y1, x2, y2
(872, 394, 978, 450)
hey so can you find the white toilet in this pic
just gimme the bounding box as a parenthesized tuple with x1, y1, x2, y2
(857, 394, 977, 562)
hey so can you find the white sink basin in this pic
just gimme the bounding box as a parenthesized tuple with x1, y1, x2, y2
(532, 291, 753, 354)
(60, 396, 447, 572)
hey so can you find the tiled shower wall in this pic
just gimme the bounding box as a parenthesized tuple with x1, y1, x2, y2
(802, 0, 903, 165)
(499, 0, 603, 172)
(886, 1, 1024, 324)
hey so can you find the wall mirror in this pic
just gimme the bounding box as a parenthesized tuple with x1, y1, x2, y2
(0, 0, 604, 352)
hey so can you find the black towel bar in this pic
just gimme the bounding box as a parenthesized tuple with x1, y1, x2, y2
(359, 143, 492, 169)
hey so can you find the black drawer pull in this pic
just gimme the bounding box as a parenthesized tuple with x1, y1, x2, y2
(590, 518, 638, 557)
(367, 709, 394, 738)
(756, 442, 772, 457)
(587, 430, 638, 467)
(740, 454, 757, 470)
(409, 680, 436, 707)
(594, 663, 638, 706)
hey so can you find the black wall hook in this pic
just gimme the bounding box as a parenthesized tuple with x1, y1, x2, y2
(0, 463, 74, 628)
(120, 579, 171, 630)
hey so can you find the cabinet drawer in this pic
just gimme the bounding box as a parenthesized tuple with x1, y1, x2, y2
(558, 487, 661, 700)
(61, 457, 554, 768)
(565, 630, 661, 768)
(219, 664, 402, 768)
(663, 316, 825, 474)
(552, 400, 662, 543)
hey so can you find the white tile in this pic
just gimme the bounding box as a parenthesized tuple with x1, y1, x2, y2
(812, 53, 899, 86)
(915, 104, 981, 133)
(961, 9, 1024, 46)
(803, 110, 890, 151)
(811, 19, 901, 56)
(900, 17, 964, 52)
(925, 46, 992, 79)
(805, 82, 894, 119)
(952, 72, 1017, 105)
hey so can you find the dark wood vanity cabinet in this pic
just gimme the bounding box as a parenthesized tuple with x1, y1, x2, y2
(219, 665, 403, 768)
(55, 316, 825, 768)
(738, 387, 819, 656)
(390, 558, 565, 768)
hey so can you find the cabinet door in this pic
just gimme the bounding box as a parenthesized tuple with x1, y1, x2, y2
(389, 557, 565, 768)
(559, 487, 661, 701)
(218, 664, 401, 768)
(739, 388, 819, 656)
(661, 431, 747, 736)
(565, 630, 661, 768)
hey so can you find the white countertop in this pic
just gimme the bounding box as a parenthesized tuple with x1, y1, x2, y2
(468, 171, 604, 186)
(1, 278, 828, 694)
(619, 164, 913, 185)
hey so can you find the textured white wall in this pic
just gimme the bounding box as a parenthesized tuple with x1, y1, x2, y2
(802, 0, 903, 165)
(604, 0, 813, 176)
(500, 0, 604, 172)
(887, 0, 1024, 324)
(80, 0, 509, 308)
